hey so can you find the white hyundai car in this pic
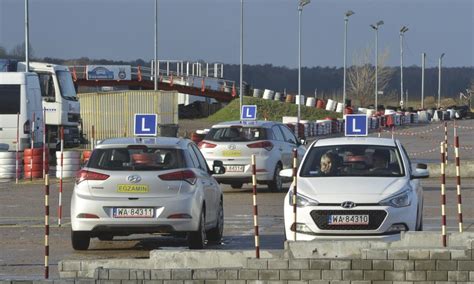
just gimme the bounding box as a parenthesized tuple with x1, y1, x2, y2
(71, 137, 225, 250)
(199, 121, 306, 192)
(281, 137, 428, 240)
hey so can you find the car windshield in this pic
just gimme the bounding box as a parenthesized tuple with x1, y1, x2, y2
(87, 147, 185, 171)
(205, 127, 268, 142)
(56, 71, 77, 100)
(300, 145, 404, 177)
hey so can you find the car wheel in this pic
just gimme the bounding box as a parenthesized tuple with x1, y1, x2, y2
(268, 163, 283, 192)
(98, 234, 114, 241)
(416, 204, 423, 231)
(71, 231, 90, 250)
(188, 208, 206, 249)
(230, 183, 243, 189)
(207, 199, 224, 244)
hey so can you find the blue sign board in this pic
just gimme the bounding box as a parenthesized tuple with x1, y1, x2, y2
(345, 114, 368, 136)
(134, 114, 157, 136)
(241, 105, 257, 120)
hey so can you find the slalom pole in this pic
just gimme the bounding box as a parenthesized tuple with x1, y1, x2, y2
(91, 125, 95, 150)
(251, 154, 260, 258)
(440, 142, 447, 247)
(58, 127, 64, 227)
(292, 148, 298, 241)
(44, 174, 50, 279)
(444, 122, 448, 165)
(454, 127, 463, 232)
(16, 113, 19, 184)
(43, 108, 47, 179)
(30, 112, 35, 181)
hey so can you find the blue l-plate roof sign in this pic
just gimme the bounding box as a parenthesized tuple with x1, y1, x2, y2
(241, 105, 257, 120)
(134, 114, 157, 136)
(345, 114, 368, 136)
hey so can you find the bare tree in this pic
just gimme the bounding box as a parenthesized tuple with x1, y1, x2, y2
(347, 47, 394, 107)
(9, 42, 35, 59)
(0, 46, 6, 57)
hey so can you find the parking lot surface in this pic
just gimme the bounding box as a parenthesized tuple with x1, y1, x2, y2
(0, 177, 473, 279)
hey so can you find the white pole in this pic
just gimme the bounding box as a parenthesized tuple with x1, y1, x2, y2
(375, 28, 378, 109)
(400, 32, 404, 107)
(154, 0, 158, 90)
(438, 54, 445, 108)
(343, 16, 348, 111)
(24, 0, 29, 72)
(421, 52, 425, 109)
(240, 0, 244, 120)
(297, 5, 302, 138)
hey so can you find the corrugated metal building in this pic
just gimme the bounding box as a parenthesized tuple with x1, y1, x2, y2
(79, 90, 178, 142)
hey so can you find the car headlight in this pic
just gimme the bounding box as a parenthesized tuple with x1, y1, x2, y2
(288, 190, 319, 207)
(380, 189, 412, 208)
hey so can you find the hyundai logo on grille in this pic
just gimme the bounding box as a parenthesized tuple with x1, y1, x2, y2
(127, 175, 141, 183)
(341, 201, 356, 208)
(228, 144, 236, 150)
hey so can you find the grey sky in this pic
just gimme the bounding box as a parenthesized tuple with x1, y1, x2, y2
(0, 0, 473, 68)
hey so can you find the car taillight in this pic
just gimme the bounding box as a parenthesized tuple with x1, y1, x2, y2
(159, 170, 197, 185)
(247, 141, 273, 151)
(75, 170, 110, 184)
(23, 120, 30, 134)
(198, 141, 217, 149)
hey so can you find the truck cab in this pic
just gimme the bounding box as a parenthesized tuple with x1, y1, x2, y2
(17, 62, 81, 147)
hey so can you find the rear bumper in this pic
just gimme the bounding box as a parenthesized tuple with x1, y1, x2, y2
(71, 191, 202, 233)
(206, 156, 276, 182)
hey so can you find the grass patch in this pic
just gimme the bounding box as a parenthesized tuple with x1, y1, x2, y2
(208, 97, 341, 123)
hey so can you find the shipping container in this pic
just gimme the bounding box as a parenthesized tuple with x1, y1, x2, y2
(78, 90, 178, 143)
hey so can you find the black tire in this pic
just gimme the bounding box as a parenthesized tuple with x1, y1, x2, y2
(98, 234, 114, 241)
(188, 208, 206, 249)
(71, 231, 90, 250)
(230, 183, 243, 189)
(268, 163, 283, 192)
(207, 199, 224, 244)
(416, 204, 423, 231)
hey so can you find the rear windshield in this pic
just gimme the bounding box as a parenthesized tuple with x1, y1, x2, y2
(300, 145, 405, 177)
(87, 147, 185, 171)
(205, 127, 269, 142)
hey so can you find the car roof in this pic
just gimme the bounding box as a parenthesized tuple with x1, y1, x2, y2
(211, 120, 278, 128)
(96, 137, 188, 149)
(313, 137, 398, 147)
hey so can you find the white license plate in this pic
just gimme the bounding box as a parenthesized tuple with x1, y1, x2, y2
(225, 165, 245, 172)
(328, 215, 369, 225)
(113, 208, 154, 218)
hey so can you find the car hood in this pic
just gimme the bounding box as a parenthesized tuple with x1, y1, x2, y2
(296, 176, 408, 204)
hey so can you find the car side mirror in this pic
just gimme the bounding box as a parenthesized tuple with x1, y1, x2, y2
(279, 168, 293, 178)
(416, 163, 428, 169)
(411, 168, 429, 179)
(300, 138, 307, 145)
(212, 160, 226, 175)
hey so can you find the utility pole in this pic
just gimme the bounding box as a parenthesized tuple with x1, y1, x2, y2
(25, 0, 29, 72)
(438, 53, 445, 108)
(370, 21, 384, 109)
(421, 52, 426, 109)
(240, 0, 244, 120)
(400, 26, 408, 108)
(154, 0, 158, 90)
(343, 10, 354, 112)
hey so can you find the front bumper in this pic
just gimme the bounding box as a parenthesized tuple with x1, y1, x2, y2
(283, 193, 417, 241)
(71, 191, 202, 234)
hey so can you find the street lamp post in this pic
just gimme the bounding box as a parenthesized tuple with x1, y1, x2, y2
(370, 20, 384, 109)
(297, 0, 310, 139)
(343, 10, 354, 113)
(400, 26, 408, 108)
(25, 0, 29, 72)
(421, 52, 426, 109)
(438, 53, 445, 108)
(154, 0, 158, 91)
(240, 0, 244, 120)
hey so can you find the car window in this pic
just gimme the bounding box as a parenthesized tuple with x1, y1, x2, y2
(279, 125, 297, 144)
(88, 147, 184, 171)
(400, 145, 412, 174)
(205, 126, 268, 142)
(187, 145, 200, 168)
(190, 144, 209, 172)
(272, 126, 285, 141)
(300, 145, 405, 177)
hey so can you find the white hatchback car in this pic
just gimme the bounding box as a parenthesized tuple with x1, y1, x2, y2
(199, 121, 306, 192)
(281, 137, 429, 240)
(71, 137, 225, 250)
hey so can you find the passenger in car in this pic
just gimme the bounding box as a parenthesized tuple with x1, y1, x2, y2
(370, 150, 391, 174)
(320, 152, 340, 175)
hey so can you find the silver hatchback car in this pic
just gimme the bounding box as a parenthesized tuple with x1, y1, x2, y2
(71, 137, 225, 250)
(199, 121, 306, 191)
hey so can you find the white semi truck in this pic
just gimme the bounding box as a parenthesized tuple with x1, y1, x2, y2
(0, 60, 81, 150)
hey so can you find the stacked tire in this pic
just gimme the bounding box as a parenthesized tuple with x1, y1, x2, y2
(24, 148, 47, 179)
(56, 151, 81, 178)
(0, 152, 23, 180)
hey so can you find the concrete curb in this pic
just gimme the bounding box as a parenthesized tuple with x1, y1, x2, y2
(427, 161, 474, 178)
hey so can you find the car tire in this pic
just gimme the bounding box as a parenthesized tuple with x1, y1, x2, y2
(230, 183, 243, 189)
(71, 231, 90, 250)
(268, 163, 283, 192)
(98, 234, 114, 241)
(207, 199, 224, 244)
(416, 204, 423, 231)
(188, 208, 206, 249)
